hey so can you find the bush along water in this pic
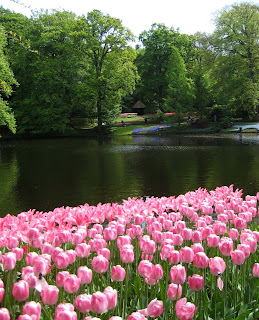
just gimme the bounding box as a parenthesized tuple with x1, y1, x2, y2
(0, 185, 259, 319)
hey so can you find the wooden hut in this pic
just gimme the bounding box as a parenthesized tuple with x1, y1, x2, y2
(132, 101, 146, 115)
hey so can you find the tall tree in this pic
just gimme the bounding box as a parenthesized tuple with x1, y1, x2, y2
(4, 10, 80, 134)
(0, 25, 17, 135)
(135, 24, 196, 113)
(163, 47, 195, 127)
(211, 3, 259, 119)
(74, 10, 137, 132)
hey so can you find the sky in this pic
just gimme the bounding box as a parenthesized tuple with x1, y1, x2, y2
(1, 0, 249, 41)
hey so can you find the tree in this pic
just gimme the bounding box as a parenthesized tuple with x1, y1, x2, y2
(135, 24, 197, 113)
(163, 47, 195, 127)
(74, 10, 137, 132)
(0, 25, 17, 135)
(211, 3, 259, 119)
(4, 10, 81, 134)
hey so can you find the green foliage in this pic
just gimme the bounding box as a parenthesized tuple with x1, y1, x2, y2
(0, 25, 17, 134)
(72, 10, 138, 131)
(209, 3, 259, 119)
(163, 47, 195, 126)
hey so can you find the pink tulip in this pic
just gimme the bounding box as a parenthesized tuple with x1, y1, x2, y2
(190, 243, 204, 254)
(152, 264, 163, 280)
(191, 231, 202, 243)
(74, 294, 92, 313)
(138, 260, 153, 278)
(41, 285, 59, 305)
(27, 228, 39, 241)
(2, 252, 16, 270)
(207, 234, 220, 247)
(97, 248, 110, 260)
(152, 231, 163, 243)
(41, 243, 54, 255)
(146, 299, 163, 318)
(252, 263, 259, 277)
(172, 234, 183, 246)
(11, 247, 24, 261)
(91, 291, 108, 314)
(54, 252, 69, 269)
(181, 228, 192, 240)
(77, 266, 92, 284)
(103, 286, 117, 309)
(54, 303, 75, 317)
(170, 265, 186, 284)
(188, 274, 204, 291)
(237, 244, 251, 258)
(33, 257, 50, 276)
(120, 245, 134, 264)
(12, 280, 29, 301)
(233, 217, 247, 230)
(64, 275, 80, 294)
(55, 310, 77, 320)
(180, 247, 194, 264)
(228, 228, 239, 240)
(71, 232, 83, 246)
(103, 227, 117, 241)
(0, 308, 10, 320)
(18, 315, 32, 320)
(213, 221, 227, 235)
(111, 265, 126, 282)
(66, 250, 77, 264)
(231, 250, 245, 265)
(168, 250, 181, 264)
(109, 317, 123, 320)
(193, 252, 209, 269)
(0, 288, 5, 303)
(167, 283, 182, 300)
(117, 235, 131, 248)
(175, 298, 196, 320)
(92, 255, 109, 273)
(219, 237, 233, 256)
(23, 301, 41, 320)
(75, 243, 91, 258)
(209, 257, 226, 276)
(56, 271, 70, 287)
(127, 312, 147, 320)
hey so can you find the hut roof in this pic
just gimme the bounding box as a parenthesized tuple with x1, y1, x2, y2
(133, 101, 146, 109)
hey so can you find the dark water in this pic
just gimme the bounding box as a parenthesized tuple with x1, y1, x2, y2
(1, 134, 259, 217)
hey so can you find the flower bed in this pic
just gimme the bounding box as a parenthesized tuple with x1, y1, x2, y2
(0, 185, 259, 320)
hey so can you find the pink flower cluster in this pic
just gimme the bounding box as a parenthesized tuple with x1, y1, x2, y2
(0, 185, 259, 319)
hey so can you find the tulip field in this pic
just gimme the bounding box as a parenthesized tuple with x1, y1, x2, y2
(0, 185, 259, 320)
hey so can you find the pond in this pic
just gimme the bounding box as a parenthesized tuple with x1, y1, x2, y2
(1, 133, 259, 217)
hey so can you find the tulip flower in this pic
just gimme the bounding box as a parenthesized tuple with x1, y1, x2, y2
(175, 298, 196, 320)
(111, 265, 126, 282)
(63, 275, 80, 294)
(252, 263, 259, 277)
(12, 280, 29, 301)
(92, 255, 109, 273)
(170, 265, 186, 284)
(91, 291, 108, 314)
(74, 294, 92, 313)
(167, 283, 182, 300)
(209, 257, 226, 276)
(104, 286, 117, 309)
(2, 252, 16, 270)
(23, 301, 41, 320)
(41, 285, 59, 305)
(0, 308, 10, 320)
(77, 266, 92, 284)
(188, 274, 204, 291)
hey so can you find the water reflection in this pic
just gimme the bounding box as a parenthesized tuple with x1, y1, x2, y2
(0, 134, 259, 216)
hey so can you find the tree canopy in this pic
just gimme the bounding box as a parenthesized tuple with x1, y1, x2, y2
(0, 2, 258, 136)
